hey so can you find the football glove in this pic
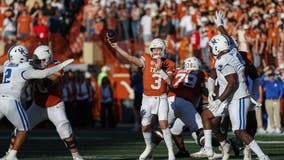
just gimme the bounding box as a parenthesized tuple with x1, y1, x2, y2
(214, 11, 224, 27)
(208, 92, 216, 104)
(207, 99, 221, 113)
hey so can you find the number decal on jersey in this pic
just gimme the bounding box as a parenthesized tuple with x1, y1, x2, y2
(173, 73, 187, 87)
(184, 72, 197, 88)
(151, 73, 162, 90)
(3, 68, 12, 83)
(174, 71, 198, 88)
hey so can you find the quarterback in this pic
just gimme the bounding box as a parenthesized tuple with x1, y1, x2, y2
(108, 37, 176, 160)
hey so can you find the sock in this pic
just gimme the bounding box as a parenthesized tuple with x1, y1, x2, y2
(142, 131, 152, 148)
(204, 130, 212, 149)
(7, 149, 17, 158)
(72, 152, 81, 158)
(219, 140, 226, 147)
(162, 128, 175, 156)
(191, 132, 198, 144)
(249, 140, 265, 158)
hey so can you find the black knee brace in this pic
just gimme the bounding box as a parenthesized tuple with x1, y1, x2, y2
(63, 136, 78, 149)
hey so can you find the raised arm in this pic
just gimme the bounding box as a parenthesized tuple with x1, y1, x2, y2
(107, 37, 143, 67)
(23, 59, 74, 79)
(214, 11, 229, 36)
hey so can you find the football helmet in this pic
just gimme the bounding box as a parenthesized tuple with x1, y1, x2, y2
(8, 45, 29, 64)
(32, 45, 53, 69)
(149, 38, 166, 59)
(184, 56, 201, 71)
(208, 34, 230, 56)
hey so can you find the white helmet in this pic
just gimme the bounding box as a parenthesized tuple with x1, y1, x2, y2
(8, 45, 29, 64)
(32, 45, 53, 69)
(149, 38, 166, 59)
(208, 34, 230, 56)
(184, 56, 201, 71)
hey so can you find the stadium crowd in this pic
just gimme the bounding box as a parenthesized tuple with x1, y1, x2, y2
(0, 0, 284, 134)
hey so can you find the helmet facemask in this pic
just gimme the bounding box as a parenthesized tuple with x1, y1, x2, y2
(149, 38, 166, 59)
(32, 45, 53, 69)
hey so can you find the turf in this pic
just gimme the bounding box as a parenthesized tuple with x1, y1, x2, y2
(0, 124, 283, 160)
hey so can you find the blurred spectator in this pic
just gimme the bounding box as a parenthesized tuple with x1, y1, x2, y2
(30, 0, 42, 15)
(179, 7, 195, 37)
(159, 11, 174, 37)
(51, 0, 65, 14)
(151, 14, 160, 39)
(118, 2, 130, 41)
(42, 0, 56, 18)
(129, 65, 143, 132)
(33, 15, 49, 42)
(130, 3, 141, 41)
(26, 0, 43, 13)
(144, 0, 158, 16)
(3, 8, 16, 41)
(100, 76, 115, 128)
(83, 0, 97, 41)
(97, 65, 111, 86)
(260, 66, 283, 134)
(140, 7, 152, 43)
(199, 16, 210, 67)
(75, 71, 94, 128)
(17, 8, 33, 39)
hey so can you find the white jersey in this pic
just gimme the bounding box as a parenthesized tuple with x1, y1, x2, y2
(0, 61, 33, 99)
(215, 48, 250, 100)
(0, 59, 70, 99)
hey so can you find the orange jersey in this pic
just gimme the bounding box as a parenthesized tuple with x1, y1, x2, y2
(33, 68, 63, 108)
(168, 69, 206, 102)
(141, 54, 175, 96)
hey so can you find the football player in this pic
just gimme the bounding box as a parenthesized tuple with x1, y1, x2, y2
(152, 57, 222, 159)
(108, 37, 176, 160)
(202, 33, 270, 160)
(0, 45, 73, 160)
(2, 45, 83, 160)
(212, 11, 262, 159)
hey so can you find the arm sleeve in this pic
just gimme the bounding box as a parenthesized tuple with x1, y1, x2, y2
(22, 59, 73, 79)
(23, 63, 64, 79)
(207, 77, 215, 94)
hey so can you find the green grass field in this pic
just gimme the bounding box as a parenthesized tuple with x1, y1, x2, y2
(0, 124, 284, 160)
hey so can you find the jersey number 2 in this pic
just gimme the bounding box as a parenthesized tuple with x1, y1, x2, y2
(3, 69, 12, 83)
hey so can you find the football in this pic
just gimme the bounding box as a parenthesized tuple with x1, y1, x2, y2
(106, 29, 118, 43)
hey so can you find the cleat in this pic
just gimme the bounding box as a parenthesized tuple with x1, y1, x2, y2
(175, 150, 189, 157)
(73, 156, 84, 160)
(191, 147, 208, 158)
(191, 147, 223, 159)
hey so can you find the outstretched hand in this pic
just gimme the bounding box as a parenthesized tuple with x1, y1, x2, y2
(61, 59, 74, 68)
(214, 11, 224, 27)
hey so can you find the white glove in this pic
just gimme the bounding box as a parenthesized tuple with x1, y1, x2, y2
(214, 11, 224, 27)
(250, 97, 262, 109)
(208, 92, 215, 104)
(61, 59, 74, 68)
(207, 99, 221, 113)
(159, 69, 169, 80)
